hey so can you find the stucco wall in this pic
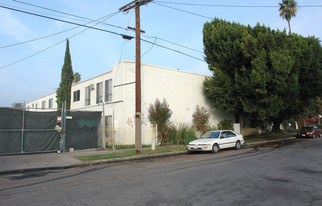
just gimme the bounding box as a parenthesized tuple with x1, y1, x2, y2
(26, 92, 57, 112)
(26, 61, 235, 144)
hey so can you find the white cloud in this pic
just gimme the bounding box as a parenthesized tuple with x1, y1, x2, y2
(0, 9, 33, 41)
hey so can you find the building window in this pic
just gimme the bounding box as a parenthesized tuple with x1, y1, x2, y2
(105, 115, 113, 138)
(85, 86, 91, 106)
(32, 103, 34, 108)
(73, 90, 80, 102)
(48, 98, 53, 109)
(42, 101, 46, 110)
(35, 103, 38, 109)
(96, 82, 103, 104)
(105, 79, 112, 102)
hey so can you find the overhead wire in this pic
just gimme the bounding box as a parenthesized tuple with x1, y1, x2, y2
(141, 38, 205, 62)
(0, 3, 206, 69)
(143, 34, 204, 54)
(0, 5, 124, 37)
(12, 0, 129, 31)
(1, 26, 79, 49)
(154, 1, 322, 8)
(153, 2, 213, 20)
(0, 6, 122, 69)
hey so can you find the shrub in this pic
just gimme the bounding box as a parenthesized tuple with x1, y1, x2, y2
(169, 123, 197, 145)
(168, 125, 178, 145)
(148, 98, 173, 145)
(217, 119, 233, 130)
(192, 105, 210, 134)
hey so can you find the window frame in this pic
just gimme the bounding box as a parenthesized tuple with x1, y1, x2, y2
(73, 90, 80, 102)
(105, 79, 112, 102)
(96, 82, 103, 104)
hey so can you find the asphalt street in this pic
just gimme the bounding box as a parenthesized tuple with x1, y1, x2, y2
(0, 138, 321, 206)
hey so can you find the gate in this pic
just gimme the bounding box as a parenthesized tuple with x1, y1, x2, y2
(0, 108, 102, 154)
(0, 108, 60, 154)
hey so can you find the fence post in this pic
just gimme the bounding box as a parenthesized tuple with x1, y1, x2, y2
(20, 101, 26, 153)
(59, 102, 66, 153)
(151, 125, 156, 150)
(113, 108, 115, 150)
(101, 103, 106, 149)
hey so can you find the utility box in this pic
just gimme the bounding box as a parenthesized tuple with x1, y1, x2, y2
(233, 123, 241, 134)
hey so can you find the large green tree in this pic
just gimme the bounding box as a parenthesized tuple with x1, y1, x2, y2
(203, 18, 322, 131)
(56, 39, 74, 109)
(279, 0, 297, 35)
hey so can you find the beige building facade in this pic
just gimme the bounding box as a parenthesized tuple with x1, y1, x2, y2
(27, 61, 234, 145)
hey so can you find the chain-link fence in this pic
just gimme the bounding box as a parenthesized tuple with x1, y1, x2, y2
(0, 107, 101, 154)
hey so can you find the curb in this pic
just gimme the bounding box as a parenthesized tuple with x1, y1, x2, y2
(0, 137, 297, 175)
(244, 137, 296, 147)
(0, 151, 187, 175)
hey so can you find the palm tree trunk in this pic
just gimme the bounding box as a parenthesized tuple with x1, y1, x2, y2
(288, 20, 291, 35)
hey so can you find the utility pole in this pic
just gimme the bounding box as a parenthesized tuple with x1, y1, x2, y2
(120, 0, 152, 153)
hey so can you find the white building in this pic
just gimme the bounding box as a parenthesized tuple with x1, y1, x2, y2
(26, 92, 57, 112)
(27, 61, 234, 145)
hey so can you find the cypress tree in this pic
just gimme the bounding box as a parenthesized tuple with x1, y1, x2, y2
(56, 39, 73, 109)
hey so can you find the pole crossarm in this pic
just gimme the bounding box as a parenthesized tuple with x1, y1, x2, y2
(119, 0, 153, 12)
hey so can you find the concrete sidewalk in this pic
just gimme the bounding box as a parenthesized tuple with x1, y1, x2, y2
(0, 137, 296, 175)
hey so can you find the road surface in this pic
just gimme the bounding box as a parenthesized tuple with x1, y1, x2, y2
(1, 138, 322, 206)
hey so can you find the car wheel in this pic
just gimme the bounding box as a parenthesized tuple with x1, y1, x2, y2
(235, 141, 241, 150)
(212, 144, 219, 153)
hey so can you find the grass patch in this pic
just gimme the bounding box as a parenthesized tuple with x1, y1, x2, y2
(75, 146, 187, 161)
(244, 132, 294, 143)
(106, 144, 151, 150)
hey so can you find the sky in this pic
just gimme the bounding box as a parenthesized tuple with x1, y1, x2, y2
(0, 0, 321, 107)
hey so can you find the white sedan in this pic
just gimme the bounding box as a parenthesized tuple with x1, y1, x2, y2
(187, 130, 244, 153)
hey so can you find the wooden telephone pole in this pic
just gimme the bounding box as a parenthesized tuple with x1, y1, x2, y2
(120, 0, 152, 152)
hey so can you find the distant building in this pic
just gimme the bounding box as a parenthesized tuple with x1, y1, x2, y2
(26, 61, 234, 145)
(26, 92, 57, 112)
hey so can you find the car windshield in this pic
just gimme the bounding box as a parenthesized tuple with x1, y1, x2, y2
(301, 127, 313, 131)
(201, 131, 220, 139)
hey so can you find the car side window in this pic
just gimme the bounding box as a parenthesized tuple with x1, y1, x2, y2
(220, 132, 228, 138)
(227, 131, 236, 137)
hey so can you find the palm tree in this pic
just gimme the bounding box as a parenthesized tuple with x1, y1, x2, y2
(279, 0, 297, 35)
(73, 72, 81, 84)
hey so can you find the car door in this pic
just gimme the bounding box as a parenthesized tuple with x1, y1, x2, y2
(226, 131, 238, 148)
(218, 131, 230, 149)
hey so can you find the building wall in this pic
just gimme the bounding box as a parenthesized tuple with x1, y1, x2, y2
(26, 61, 234, 145)
(26, 93, 57, 112)
(140, 62, 233, 128)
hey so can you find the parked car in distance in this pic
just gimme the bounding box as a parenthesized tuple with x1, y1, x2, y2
(187, 130, 244, 153)
(297, 126, 322, 138)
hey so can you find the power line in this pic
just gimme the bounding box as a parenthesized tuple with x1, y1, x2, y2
(1, 27, 78, 49)
(0, 5, 124, 37)
(142, 34, 204, 54)
(154, 1, 322, 8)
(153, 2, 213, 20)
(141, 38, 205, 62)
(0, 9, 122, 69)
(13, 0, 95, 21)
(0, 13, 119, 49)
(0, 39, 65, 70)
(12, 0, 128, 31)
(0, 4, 205, 68)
